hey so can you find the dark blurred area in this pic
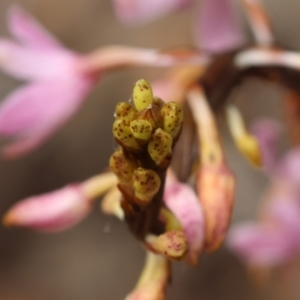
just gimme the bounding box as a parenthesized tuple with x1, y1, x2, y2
(0, 0, 299, 299)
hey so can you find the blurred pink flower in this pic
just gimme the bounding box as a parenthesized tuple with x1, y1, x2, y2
(111, 0, 191, 24)
(112, 0, 245, 54)
(164, 174, 205, 265)
(227, 119, 300, 266)
(0, 6, 99, 158)
(250, 118, 282, 175)
(227, 199, 300, 266)
(3, 184, 92, 232)
(195, 0, 245, 54)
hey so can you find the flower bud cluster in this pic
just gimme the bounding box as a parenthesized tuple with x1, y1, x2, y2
(110, 79, 183, 240)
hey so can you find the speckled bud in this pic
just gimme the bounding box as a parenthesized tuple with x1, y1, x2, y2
(109, 149, 139, 185)
(149, 230, 188, 260)
(114, 102, 136, 122)
(130, 119, 153, 142)
(132, 168, 161, 205)
(132, 79, 153, 111)
(161, 102, 183, 139)
(112, 119, 140, 150)
(148, 128, 172, 168)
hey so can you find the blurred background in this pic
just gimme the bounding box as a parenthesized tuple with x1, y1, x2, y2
(0, 0, 298, 299)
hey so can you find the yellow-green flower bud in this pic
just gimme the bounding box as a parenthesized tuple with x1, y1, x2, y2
(112, 119, 140, 150)
(114, 102, 136, 121)
(109, 149, 139, 185)
(130, 119, 153, 142)
(132, 79, 153, 111)
(148, 128, 172, 168)
(132, 168, 160, 205)
(161, 102, 183, 139)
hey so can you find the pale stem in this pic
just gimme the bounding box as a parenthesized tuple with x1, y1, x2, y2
(187, 86, 224, 165)
(81, 172, 118, 200)
(125, 251, 169, 300)
(101, 186, 124, 220)
(226, 104, 247, 139)
(235, 48, 300, 70)
(226, 104, 262, 167)
(137, 251, 169, 290)
(152, 65, 206, 104)
(239, 0, 274, 46)
(79, 46, 209, 73)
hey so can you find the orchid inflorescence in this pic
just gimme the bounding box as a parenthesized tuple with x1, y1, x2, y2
(2, 0, 300, 299)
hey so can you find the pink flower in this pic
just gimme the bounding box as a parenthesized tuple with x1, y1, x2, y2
(112, 0, 245, 54)
(227, 198, 300, 266)
(227, 120, 300, 266)
(0, 6, 99, 158)
(250, 119, 282, 175)
(195, 0, 245, 54)
(164, 174, 205, 265)
(3, 185, 92, 232)
(111, 0, 191, 24)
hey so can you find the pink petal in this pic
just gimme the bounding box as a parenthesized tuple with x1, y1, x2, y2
(250, 119, 282, 174)
(0, 39, 79, 81)
(112, 0, 191, 24)
(164, 176, 204, 265)
(0, 77, 96, 158)
(7, 5, 62, 50)
(266, 195, 300, 238)
(196, 0, 246, 53)
(276, 148, 300, 184)
(227, 222, 299, 265)
(3, 185, 92, 231)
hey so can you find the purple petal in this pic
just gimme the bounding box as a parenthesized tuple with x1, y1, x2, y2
(0, 77, 96, 158)
(164, 176, 204, 265)
(275, 148, 300, 184)
(112, 0, 191, 24)
(196, 0, 246, 53)
(7, 5, 62, 50)
(227, 222, 299, 265)
(0, 39, 79, 81)
(267, 200, 300, 238)
(250, 119, 282, 174)
(3, 185, 92, 231)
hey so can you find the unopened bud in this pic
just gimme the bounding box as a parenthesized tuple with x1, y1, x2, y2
(130, 119, 153, 142)
(161, 102, 183, 139)
(199, 166, 235, 252)
(112, 119, 140, 150)
(114, 102, 136, 121)
(148, 128, 172, 168)
(132, 79, 153, 111)
(147, 230, 188, 260)
(132, 168, 161, 205)
(109, 149, 139, 185)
